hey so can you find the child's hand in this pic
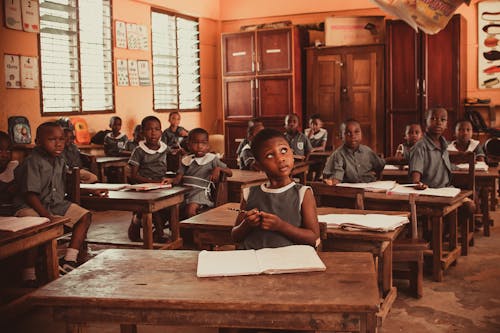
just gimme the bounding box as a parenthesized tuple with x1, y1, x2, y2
(210, 167, 221, 182)
(323, 178, 339, 186)
(243, 209, 262, 228)
(179, 129, 189, 137)
(161, 178, 173, 185)
(258, 211, 283, 231)
(414, 182, 428, 190)
(91, 189, 108, 197)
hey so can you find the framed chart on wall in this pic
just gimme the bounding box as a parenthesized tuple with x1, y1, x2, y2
(478, 1, 500, 89)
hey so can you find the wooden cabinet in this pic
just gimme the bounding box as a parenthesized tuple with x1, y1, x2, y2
(222, 27, 302, 162)
(385, 14, 466, 154)
(306, 45, 384, 152)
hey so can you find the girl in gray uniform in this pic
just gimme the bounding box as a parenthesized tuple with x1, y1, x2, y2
(231, 128, 320, 250)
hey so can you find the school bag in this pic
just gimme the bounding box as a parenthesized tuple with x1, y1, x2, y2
(8, 116, 32, 144)
(71, 117, 91, 144)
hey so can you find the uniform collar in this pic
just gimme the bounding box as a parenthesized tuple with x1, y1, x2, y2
(260, 181, 295, 193)
(182, 152, 217, 166)
(138, 140, 168, 154)
(106, 132, 126, 140)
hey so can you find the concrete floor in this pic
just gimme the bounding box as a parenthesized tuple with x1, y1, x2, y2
(3, 208, 500, 333)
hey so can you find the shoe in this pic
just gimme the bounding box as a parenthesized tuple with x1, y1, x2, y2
(58, 258, 77, 275)
(128, 222, 142, 242)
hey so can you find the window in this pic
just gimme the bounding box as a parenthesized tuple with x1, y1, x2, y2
(151, 10, 200, 112)
(39, 0, 113, 114)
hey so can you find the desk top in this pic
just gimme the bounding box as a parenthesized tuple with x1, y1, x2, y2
(0, 217, 69, 246)
(227, 169, 268, 185)
(383, 166, 500, 179)
(30, 249, 379, 312)
(95, 156, 130, 163)
(365, 189, 473, 206)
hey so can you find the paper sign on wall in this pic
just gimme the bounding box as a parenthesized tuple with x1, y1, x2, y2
(20, 56, 38, 89)
(128, 59, 139, 86)
(4, 0, 23, 30)
(478, 1, 500, 89)
(137, 25, 149, 50)
(116, 59, 129, 86)
(137, 60, 150, 86)
(115, 20, 127, 48)
(4, 54, 21, 89)
(21, 0, 39, 33)
(126, 23, 139, 50)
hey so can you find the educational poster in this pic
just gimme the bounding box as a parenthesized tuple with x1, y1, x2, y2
(115, 20, 127, 48)
(116, 59, 129, 86)
(137, 25, 149, 50)
(21, 0, 39, 33)
(126, 23, 139, 50)
(20, 56, 38, 89)
(137, 60, 151, 86)
(478, 1, 500, 89)
(128, 59, 139, 86)
(4, 54, 21, 89)
(4, 0, 23, 30)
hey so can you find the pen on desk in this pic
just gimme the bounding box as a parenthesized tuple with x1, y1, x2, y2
(227, 207, 247, 213)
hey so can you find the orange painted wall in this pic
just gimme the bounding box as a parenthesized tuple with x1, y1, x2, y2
(0, 0, 221, 138)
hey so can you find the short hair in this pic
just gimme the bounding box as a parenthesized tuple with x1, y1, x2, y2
(425, 107, 447, 119)
(0, 131, 11, 147)
(284, 113, 299, 125)
(168, 111, 180, 120)
(188, 128, 209, 141)
(251, 128, 287, 161)
(454, 119, 472, 132)
(340, 118, 360, 131)
(141, 116, 161, 129)
(309, 114, 321, 122)
(247, 122, 264, 138)
(405, 122, 422, 134)
(36, 122, 62, 140)
(63, 127, 74, 135)
(248, 117, 263, 128)
(109, 116, 122, 127)
(133, 124, 142, 135)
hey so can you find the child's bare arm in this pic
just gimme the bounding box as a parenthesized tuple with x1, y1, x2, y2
(411, 171, 427, 190)
(210, 166, 232, 182)
(25, 192, 54, 220)
(231, 200, 261, 242)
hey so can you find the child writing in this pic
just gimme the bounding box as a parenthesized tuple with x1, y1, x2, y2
(231, 128, 319, 249)
(161, 111, 188, 153)
(284, 113, 312, 159)
(169, 128, 232, 218)
(0, 131, 18, 211)
(305, 114, 328, 152)
(447, 120, 485, 162)
(238, 121, 264, 170)
(13, 122, 106, 276)
(386, 123, 423, 164)
(124, 124, 143, 154)
(103, 116, 129, 156)
(61, 128, 98, 184)
(323, 119, 385, 185)
(127, 116, 171, 242)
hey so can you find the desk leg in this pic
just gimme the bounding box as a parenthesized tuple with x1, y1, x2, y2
(381, 241, 392, 296)
(170, 204, 180, 241)
(449, 210, 458, 256)
(480, 186, 491, 237)
(44, 238, 59, 281)
(142, 213, 153, 249)
(120, 324, 137, 333)
(432, 216, 443, 282)
(98, 165, 105, 183)
(66, 323, 87, 333)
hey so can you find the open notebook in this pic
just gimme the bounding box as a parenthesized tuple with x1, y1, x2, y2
(80, 183, 129, 191)
(124, 183, 172, 191)
(0, 216, 50, 232)
(455, 161, 489, 172)
(197, 245, 326, 277)
(318, 214, 409, 232)
(388, 185, 460, 198)
(336, 180, 396, 192)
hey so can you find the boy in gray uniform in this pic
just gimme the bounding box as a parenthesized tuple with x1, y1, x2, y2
(284, 114, 312, 158)
(323, 119, 385, 185)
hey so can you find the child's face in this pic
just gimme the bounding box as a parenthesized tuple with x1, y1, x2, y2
(0, 139, 12, 169)
(343, 122, 362, 149)
(37, 126, 65, 157)
(142, 120, 162, 146)
(255, 137, 294, 178)
(405, 124, 422, 146)
(456, 122, 473, 143)
(426, 109, 448, 137)
(169, 113, 181, 127)
(110, 118, 122, 135)
(188, 133, 209, 157)
(134, 129, 144, 142)
(64, 131, 75, 146)
(309, 119, 322, 132)
(285, 116, 299, 133)
(249, 124, 264, 142)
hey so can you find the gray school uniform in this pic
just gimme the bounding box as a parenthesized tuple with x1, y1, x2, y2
(447, 139, 485, 159)
(161, 126, 188, 148)
(409, 133, 452, 188)
(124, 140, 139, 153)
(178, 153, 227, 207)
(305, 128, 328, 149)
(62, 143, 82, 168)
(128, 141, 169, 180)
(13, 147, 71, 216)
(104, 132, 128, 156)
(239, 182, 310, 250)
(284, 131, 313, 156)
(323, 144, 385, 183)
(0, 160, 18, 204)
(238, 144, 255, 170)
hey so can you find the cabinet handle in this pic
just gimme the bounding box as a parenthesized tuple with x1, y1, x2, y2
(342, 87, 348, 94)
(416, 80, 420, 95)
(255, 79, 259, 89)
(336, 61, 344, 67)
(251, 61, 255, 72)
(257, 61, 260, 72)
(422, 79, 426, 96)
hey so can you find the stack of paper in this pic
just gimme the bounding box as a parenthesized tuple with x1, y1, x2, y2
(0, 216, 50, 232)
(196, 245, 326, 277)
(384, 164, 400, 170)
(124, 183, 172, 191)
(80, 183, 129, 191)
(318, 214, 409, 232)
(388, 185, 460, 198)
(336, 180, 396, 192)
(455, 161, 489, 172)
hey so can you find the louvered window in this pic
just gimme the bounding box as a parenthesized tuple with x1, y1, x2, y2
(151, 10, 200, 112)
(39, 0, 113, 114)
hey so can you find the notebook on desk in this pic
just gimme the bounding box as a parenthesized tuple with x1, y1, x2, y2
(388, 185, 461, 198)
(455, 161, 489, 172)
(318, 213, 409, 232)
(0, 216, 50, 232)
(124, 183, 173, 191)
(80, 183, 129, 191)
(336, 180, 396, 192)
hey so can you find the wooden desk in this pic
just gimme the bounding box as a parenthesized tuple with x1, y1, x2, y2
(95, 156, 129, 183)
(292, 160, 313, 184)
(80, 187, 190, 249)
(30, 249, 379, 333)
(364, 190, 472, 282)
(227, 169, 268, 203)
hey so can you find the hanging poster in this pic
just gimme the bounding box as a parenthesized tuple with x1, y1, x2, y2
(21, 0, 39, 33)
(20, 56, 38, 89)
(115, 20, 127, 48)
(478, 1, 500, 89)
(128, 59, 140, 86)
(4, 54, 21, 89)
(4, 0, 23, 30)
(137, 60, 150, 86)
(137, 25, 149, 50)
(126, 23, 139, 50)
(116, 59, 129, 86)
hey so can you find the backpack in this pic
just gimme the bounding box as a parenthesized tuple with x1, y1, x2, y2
(8, 116, 32, 144)
(71, 117, 91, 144)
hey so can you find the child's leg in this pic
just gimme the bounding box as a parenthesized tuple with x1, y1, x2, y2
(185, 203, 201, 218)
(128, 212, 142, 242)
(62, 204, 92, 265)
(22, 248, 37, 285)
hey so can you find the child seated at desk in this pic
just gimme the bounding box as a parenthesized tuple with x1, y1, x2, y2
(386, 123, 423, 165)
(305, 114, 328, 152)
(124, 124, 143, 154)
(231, 128, 319, 249)
(284, 113, 312, 159)
(128, 116, 171, 243)
(168, 128, 232, 218)
(238, 121, 264, 170)
(13, 122, 106, 278)
(323, 119, 385, 185)
(447, 119, 485, 162)
(0, 131, 18, 213)
(103, 116, 129, 157)
(236, 118, 264, 158)
(161, 111, 188, 153)
(61, 128, 98, 184)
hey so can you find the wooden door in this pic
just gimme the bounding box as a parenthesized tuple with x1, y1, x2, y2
(257, 29, 292, 74)
(224, 122, 248, 167)
(257, 76, 292, 118)
(223, 78, 254, 119)
(222, 32, 255, 76)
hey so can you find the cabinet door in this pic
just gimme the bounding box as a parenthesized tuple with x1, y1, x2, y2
(222, 32, 255, 76)
(256, 76, 292, 118)
(385, 20, 420, 154)
(224, 122, 248, 166)
(257, 29, 292, 74)
(223, 78, 255, 119)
